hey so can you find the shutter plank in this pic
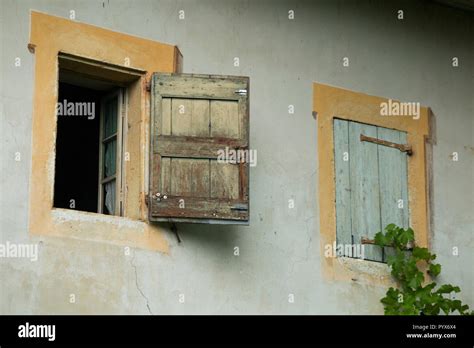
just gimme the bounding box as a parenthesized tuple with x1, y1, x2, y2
(162, 98, 172, 135)
(155, 135, 246, 159)
(171, 99, 210, 137)
(377, 127, 409, 261)
(210, 100, 240, 138)
(170, 158, 210, 197)
(333, 119, 352, 255)
(151, 197, 248, 220)
(161, 157, 171, 195)
(211, 161, 240, 199)
(349, 122, 383, 262)
(154, 74, 247, 100)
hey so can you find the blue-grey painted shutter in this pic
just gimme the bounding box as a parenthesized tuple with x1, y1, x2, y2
(334, 119, 410, 262)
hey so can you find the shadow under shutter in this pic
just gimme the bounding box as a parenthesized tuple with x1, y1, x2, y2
(149, 73, 249, 224)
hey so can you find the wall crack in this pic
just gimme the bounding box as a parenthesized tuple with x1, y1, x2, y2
(130, 254, 153, 315)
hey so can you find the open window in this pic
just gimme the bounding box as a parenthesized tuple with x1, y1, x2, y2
(53, 53, 140, 216)
(53, 55, 250, 224)
(149, 73, 250, 224)
(29, 11, 193, 250)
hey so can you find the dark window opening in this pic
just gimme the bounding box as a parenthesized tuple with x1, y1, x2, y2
(53, 70, 121, 214)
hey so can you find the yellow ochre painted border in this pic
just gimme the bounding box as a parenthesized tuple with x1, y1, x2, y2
(313, 82, 431, 285)
(28, 11, 181, 253)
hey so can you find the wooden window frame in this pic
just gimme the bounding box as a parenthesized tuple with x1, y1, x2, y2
(98, 89, 125, 216)
(313, 83, 431, 285)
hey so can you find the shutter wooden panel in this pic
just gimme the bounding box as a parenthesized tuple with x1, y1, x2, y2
(334, 119, 409, 262)
(149, 73, 249, 224)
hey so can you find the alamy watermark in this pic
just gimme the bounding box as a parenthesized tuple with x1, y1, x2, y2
(380, 99, 420, 120)
(324, 241, 365, 259)
(18, 322, 55, 341)
(217, 147, 257, 167)
(0, 241, 38, 261)
(56, 99, 95, 120)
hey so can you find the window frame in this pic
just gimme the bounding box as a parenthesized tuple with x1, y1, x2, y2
(313, 82, 432, 285)
(28, 11, 181, 253)
(98, 89, 125, 216)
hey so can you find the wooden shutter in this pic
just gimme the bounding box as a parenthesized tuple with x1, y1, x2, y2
(149, 73, 249, 224)
(334, 119, 409, 262)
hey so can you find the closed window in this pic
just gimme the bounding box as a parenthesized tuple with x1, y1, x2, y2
(333, 119, 410, 262)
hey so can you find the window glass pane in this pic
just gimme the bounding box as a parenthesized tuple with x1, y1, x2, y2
(104, 139, 116, 177)
(104, 97, 118, 137)
(103, 180, 116, 215)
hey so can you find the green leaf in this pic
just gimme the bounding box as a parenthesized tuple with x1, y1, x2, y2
(437, 284, 460, 294)
(398, 228, 414, 246)
(374, 231, 387, 247)
(412, 247, 431, 261)
(375, 224, 470, 317)
(428, 263, 441, 277)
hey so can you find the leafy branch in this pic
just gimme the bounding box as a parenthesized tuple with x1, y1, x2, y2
(374, 224, 471, 315)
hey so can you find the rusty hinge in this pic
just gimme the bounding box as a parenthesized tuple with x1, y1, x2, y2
(360, 134, 413, 156)
(361, 237, 414, 250)
(145, 79, 151, 92)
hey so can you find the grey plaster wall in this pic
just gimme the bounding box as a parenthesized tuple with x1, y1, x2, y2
(0, 0, 472, 314)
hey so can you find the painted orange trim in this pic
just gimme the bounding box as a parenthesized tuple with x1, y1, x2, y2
(313, 82, 431, 285)
(28, 11, 181, 253)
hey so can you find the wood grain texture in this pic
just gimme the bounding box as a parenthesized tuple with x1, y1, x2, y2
(377, 128, 409, 261)
(349, 121, 383, 262)
(170, 158, 210, 197)
(161, 98, 172, 135)
(153, 73, 248, 100)
(333, 119, 410, 262)
(211, 161, 239, 199)
(210, 100, 240, 138)
(334, 119, 352, 255)
(172, 98, 210, 137)
(160, 157, 171, 195)
(150, 73, 249, 223)
(154, 135, 246, 159)
(151, 196, 248, 220)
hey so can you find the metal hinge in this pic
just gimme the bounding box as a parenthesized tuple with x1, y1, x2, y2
(360, 134, 413, 156)
(235, 89, 247, 96)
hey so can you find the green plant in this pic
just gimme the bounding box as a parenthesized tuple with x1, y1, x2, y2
(374, 224, 471, 315)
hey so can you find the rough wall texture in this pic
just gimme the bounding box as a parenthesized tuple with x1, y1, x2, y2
(0, 0, 472, 314)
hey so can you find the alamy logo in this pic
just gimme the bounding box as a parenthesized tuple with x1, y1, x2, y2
(217, 147, 257, 167)
(324, 241, 365, 259)
(56, 99, 95, 119)
(0, 241, 38, 261)
(18, 322, 55, 341)
(380, 99, 420, 120)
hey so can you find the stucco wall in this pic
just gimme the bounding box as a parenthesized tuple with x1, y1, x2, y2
(1, 0, 472, 314)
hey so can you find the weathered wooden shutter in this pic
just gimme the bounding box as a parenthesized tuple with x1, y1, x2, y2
(334, 119, 409, 262)
(149, 73, 249, 224)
